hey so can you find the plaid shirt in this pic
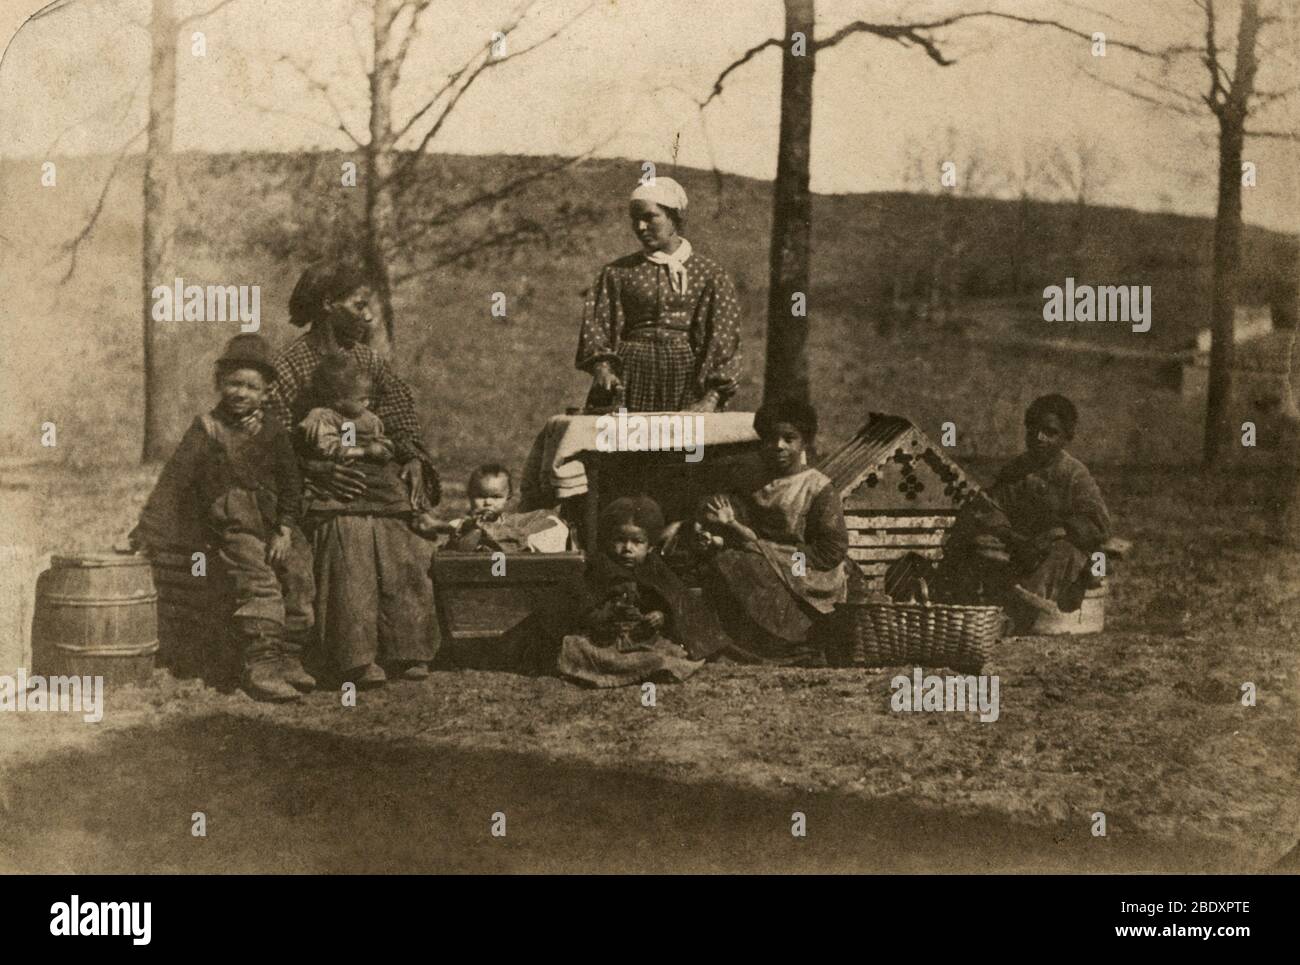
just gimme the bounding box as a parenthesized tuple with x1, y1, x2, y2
(267, 333, 440, 506)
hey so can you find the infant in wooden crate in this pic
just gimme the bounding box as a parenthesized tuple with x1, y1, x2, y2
(413, 463, 569, 553)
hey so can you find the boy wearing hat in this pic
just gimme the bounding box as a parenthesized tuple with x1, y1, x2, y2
(133, 333, 316, 702)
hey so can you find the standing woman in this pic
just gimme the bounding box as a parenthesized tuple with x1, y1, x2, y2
(577, 177, 743, 412)
(267, 261, 441, 684)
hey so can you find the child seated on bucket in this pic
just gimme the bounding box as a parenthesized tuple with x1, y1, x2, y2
(415, 464, 569, 553)
(943, 393, 1110, 618)
(298, 354, 413, 518)
(130, 333, 316, 703)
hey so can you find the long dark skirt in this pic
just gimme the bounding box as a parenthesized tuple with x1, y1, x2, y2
(308, 514, 439, 673)
(556, 632, 702, 688)
(702, 562, 828, 667)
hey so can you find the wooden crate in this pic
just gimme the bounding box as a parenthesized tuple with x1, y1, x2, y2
(822, 414, 981, 593)
(432, 551, 585, 669)
(844, 512, 958, 589)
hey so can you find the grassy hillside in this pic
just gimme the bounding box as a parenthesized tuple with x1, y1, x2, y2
(1, 152, 1295, 485)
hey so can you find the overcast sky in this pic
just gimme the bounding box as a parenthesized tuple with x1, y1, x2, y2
(2, 0, 1296, 231)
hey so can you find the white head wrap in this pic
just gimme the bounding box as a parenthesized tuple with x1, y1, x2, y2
(630, 176, 688, 215)
(630, 177, 690, 292)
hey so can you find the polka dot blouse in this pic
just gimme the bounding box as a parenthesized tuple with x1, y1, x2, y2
(575, 248, 744, 404)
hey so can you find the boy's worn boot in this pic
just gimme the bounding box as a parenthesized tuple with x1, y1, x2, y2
(279, 629, 317, 693)
(238, 618, 300, 703)
(353, 663, 387, 689)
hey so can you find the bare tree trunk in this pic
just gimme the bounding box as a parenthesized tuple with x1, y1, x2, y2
(763, 0, 815, 406)
(366, 0, 400, 346)
(141, 0, 177, 462)
(1204, 117, 1245, 465)
(1203, 0, 1260, 467)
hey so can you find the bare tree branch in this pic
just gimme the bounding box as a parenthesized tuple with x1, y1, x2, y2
(1244, 127, 1299, 139)
(817, 12, 1165, 57)
(1254, 82, 1300, 103)
(400, 142, 611, 243)
(646, 81, 728, 202)
(701, 37, 781, 107)
(245, 95, 365, 147)
(1203, 0, 1230, 114)
(178, 0, 239, 27)
(393, 0, 594, 172)
(392, 220, 548, 282)
(702, 9, 1166, 109)
(1080, 67, 1206, 117)
(391, 0, 435, 79)
(58, 125, 148, 283)
(275, 53, 368, 145)
(389, 2, 538, 147)
(347, 4, 373, 79)
(45, 73, 146, 155)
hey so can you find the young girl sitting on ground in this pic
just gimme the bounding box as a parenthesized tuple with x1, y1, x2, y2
(132, 334, 316, 703)
(942, 393, 1110, 621)
(510, 496, 702, 687)
(422, 464, 568, 553)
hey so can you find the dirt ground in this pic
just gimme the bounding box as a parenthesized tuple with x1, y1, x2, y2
(1, 461, 1298, 873)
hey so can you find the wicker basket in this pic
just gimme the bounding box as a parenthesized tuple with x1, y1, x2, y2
(833, 580, 1002, 673)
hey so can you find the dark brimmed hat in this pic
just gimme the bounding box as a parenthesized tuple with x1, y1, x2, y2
(215, 334, 277, 381)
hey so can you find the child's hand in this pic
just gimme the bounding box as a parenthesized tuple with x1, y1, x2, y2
(123, 524, 148, 554)
(642, 610, 665, 630)
(364, 441, 389, 460)
(267, 528, 292, 565)
(689, 522, 723, 553)
(410, 512, 453, 538)
(702, 495, 736, 527)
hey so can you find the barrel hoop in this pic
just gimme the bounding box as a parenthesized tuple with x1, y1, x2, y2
(50, 555, 153, 569)
(41, 593, 159, 607)
(53, 640, 160, 657)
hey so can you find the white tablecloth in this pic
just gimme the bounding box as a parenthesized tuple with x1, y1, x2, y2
(521, 412, 760, 506)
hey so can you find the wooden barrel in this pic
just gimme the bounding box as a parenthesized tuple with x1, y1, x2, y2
(32, 553, 158, 687)
(149, 549, 235, 684)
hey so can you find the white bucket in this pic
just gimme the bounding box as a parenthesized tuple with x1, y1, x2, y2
(1030, 582, 1107, 635)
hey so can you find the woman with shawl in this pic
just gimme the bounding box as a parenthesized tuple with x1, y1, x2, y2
(576, 177, 744, 412)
